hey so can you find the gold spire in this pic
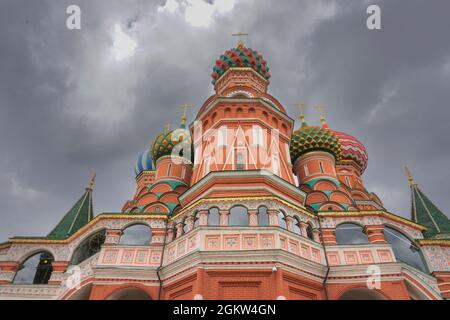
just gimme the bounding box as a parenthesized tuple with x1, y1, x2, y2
(314, 105, 328, 127)
(295, 102, 306, 122)
(404, 166, 417, 187)
(86, 173, 96, 191)
(179, 104, 192, 126)
(232, 32, 249, 48)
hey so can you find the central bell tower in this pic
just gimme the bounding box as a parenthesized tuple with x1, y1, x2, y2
(181, 39, 302, 207)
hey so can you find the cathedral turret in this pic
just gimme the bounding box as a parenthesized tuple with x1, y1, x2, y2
(134, 147, 156, 197)
(47, 174, 95, 239)
(289, 107, 383, 212)
(211, 34, 270, 97)
(151, 108, 193, 186)
(190, 38, 295, 185)
(405, 166, 450, 239)
(290, 108, 342, 186)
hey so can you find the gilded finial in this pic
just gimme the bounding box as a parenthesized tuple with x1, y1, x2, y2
(404, 166, 417, 187)
(232, 32, 249, 48)
(295, 102, 308, 128)
(179, 104, 193, 127)
(314, 105, 328, 128)
(86, 173, 96, 191)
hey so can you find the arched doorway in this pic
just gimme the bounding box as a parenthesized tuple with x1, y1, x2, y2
(107, 287, 152, 300)
(339, 288, 388, 300)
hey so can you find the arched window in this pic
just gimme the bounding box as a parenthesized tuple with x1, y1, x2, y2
(335, 223, 369, 245)
(384, 226, 428, 273)
(257, 206, 269, 226)
(292, 217, 301, 235)
(119, 224, 152, 246)
(229, 205, 249, 226)
(70, 230, 106, 265)
(306, 224, 314, 240)
(208, 208, 220, 226)
(13, 251, 54, 285)
(278, 211, 287, 229)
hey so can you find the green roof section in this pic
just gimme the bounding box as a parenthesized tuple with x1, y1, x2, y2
(47, 174, 96, 240)
(155, 179, 187, 190)
(405, 167, 450, 239)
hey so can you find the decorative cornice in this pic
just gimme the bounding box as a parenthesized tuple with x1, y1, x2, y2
(318, 210, 426, 231)
(0, 243, 11, 250)
(179, 170, 306, 204)
(217, 67, 268, 84)
(9, 214, 167, 244)
(192, 96, 293, 126)
(171, 195, 315, 221)
(417, 239, 450, 247)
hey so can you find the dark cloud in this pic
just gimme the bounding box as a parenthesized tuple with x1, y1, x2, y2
(0, 0, 449, 241)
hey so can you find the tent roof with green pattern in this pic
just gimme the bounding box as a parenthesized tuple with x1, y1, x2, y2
(406, 167, 450, 239)
(46, 174, 95, 240)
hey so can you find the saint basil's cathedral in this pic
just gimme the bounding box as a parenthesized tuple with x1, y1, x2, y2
(0, 40, 449, 300)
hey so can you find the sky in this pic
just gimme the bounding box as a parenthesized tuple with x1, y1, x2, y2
(0, 0, 449, 241)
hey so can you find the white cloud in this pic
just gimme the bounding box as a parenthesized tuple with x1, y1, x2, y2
(112, 24, 138, 61)
(365, 85, 397, 123)
(158, 0, 238, 27)
(159, 0, 180, 13)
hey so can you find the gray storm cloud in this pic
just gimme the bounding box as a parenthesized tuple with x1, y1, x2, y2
(0, 0, 449, 241)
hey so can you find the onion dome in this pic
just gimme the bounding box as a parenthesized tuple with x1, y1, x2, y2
(290, 117, 342, 164)
(211, 44, 270, 85)
(151, 124, 192, 164)
(333, 131, 368, 172)
(134, 148, 154, 176)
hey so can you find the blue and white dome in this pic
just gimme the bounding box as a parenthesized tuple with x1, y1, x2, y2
(134, 148, 154, 176)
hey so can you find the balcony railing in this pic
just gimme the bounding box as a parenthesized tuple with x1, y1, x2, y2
(325, 243, 396, 266)
(164, 226, 326, 265)
(97, 245, 163, 268)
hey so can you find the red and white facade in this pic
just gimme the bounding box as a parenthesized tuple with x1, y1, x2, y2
(0, 43, 449, 300)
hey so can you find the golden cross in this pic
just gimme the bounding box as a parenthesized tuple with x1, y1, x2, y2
(295, 102, 306, 115)
(295, 102, 306, 121)
(179, 104, 193, 125)
(404, 166, 417, 186)
(232, 32, 249, 47)
(313, 105, 325, 118)
(87, 172, 96, 190)
(180, 104, 193, 118)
